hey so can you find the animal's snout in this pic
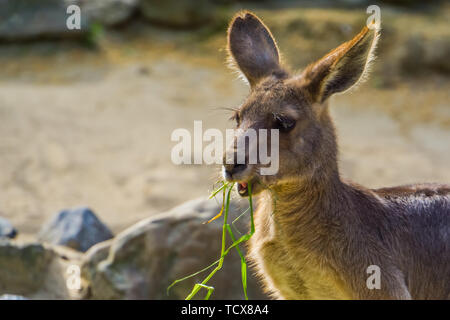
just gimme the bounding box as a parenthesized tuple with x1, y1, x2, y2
(223, 163, 247, 181)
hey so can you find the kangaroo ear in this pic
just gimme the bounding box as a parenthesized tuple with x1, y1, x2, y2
(227, 11, 282, 87)
(301, 24, 380, 103)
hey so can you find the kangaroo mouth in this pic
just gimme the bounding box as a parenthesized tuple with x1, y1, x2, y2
(237, 179, 261, 197)
(237, 181, 249, 196)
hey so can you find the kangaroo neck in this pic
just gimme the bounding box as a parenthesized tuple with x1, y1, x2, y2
(263, 169, 351, 247)
(272, 167, 345, 211)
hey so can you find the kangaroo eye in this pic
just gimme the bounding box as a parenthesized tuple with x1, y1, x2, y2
(274, 115, 296, 132)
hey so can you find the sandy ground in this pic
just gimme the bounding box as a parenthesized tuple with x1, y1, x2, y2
(0, 36, 449, 239)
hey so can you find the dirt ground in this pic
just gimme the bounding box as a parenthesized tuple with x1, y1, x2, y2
(0, 11, 449, 239)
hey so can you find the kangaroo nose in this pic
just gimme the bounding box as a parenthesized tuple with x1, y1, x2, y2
(223, 163, 247, 180)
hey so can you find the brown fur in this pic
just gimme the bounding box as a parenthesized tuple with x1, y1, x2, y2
(222, 11, 450, 300)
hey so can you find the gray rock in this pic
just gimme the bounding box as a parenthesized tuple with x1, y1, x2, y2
(82, 197, 268, 300)
(399, 35, 450, 76)
(426, 38, 450, 74)
(0, 217, 17, 239)
(81, 0, 138, 27)
(38, 207, 113, 252)
(0, 0, 85, 40)
(0, 294, 29, 300)
(139, 0, 213, 28)
(0, 241, 84, 299)
(0, 0, 137, 40)
(0, 242, 54, 295)
(399, 35, 426, 75)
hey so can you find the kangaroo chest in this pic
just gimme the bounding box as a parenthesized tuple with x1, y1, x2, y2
(249, 207, 352, 300)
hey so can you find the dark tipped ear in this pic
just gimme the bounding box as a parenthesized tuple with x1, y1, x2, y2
(301, 25, 380, 103)
(227, 11, 282, 87)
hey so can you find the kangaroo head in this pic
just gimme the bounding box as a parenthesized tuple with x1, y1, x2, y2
(223, 11, 379, 197)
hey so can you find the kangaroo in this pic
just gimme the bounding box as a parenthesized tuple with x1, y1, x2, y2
(222, 11, 450, 300)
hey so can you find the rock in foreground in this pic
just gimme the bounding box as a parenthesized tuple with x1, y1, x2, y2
(82, 197, 268, 300)
(0, 241, 82, 299)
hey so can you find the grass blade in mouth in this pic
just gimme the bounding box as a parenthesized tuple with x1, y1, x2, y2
(167, 181, 255, 300)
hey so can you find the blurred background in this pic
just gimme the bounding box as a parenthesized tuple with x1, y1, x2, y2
(0, 0, 449, 299)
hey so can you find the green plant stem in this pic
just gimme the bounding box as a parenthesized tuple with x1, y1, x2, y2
(168, 182, 255, 300)
(225, 224, 248, 300)
(185, 183, 234, 300)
